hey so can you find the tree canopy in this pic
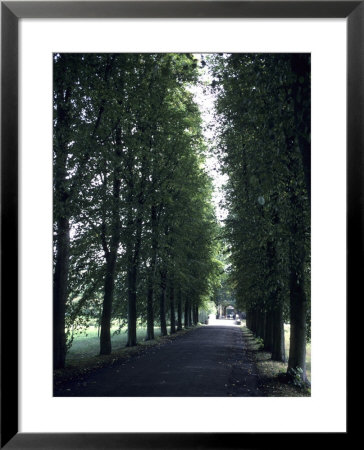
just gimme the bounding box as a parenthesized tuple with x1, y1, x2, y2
(53, 52, 310, 383)
(209, 53, 310, 380)
(53, 53, 220, 367)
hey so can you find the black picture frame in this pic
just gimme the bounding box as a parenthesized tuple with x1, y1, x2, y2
(1, 1, 357, 448)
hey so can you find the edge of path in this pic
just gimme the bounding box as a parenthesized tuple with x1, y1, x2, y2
(54, 325, 202, 389)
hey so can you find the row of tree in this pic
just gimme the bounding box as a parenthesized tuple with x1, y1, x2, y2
(53, 54, 220, 369)
(209, 53, 311, 382)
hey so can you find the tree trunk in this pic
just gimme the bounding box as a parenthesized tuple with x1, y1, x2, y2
(97, 304, 102, 338)
(146, 281, 155, 341)
(188, 302, 193, 327)
(246, 309, 251, 330)
(127, 263, 138, 347)
(53, 71, 72, 370)
(177, 288, 183, 331)
(264, 236, 276, 353)
(271, 305, 285, 362)
(146, 205, 158, 341)
(287, 245, 307, 380)
(169, 283, 176, 334)
(286, 178, 307, 379)
(99, 228, 120, 355)
(256, 310, 266, 340)
(127, 217, 143, 347)
(265, 200, 285, 361)
(53, 54, 115, 364)
(284, 131, 309, 382)
(159, 269, 168, 336)
(123, 167, 144, 345)
(264, 310, 274, 352)
(193, 305, 199, 325)
(99, 138, 122, 355)
(249, 307, 257, 334)
(184, 297, 189, 328)
(53, 216, 70, 369)
(100, 257, 117, 355)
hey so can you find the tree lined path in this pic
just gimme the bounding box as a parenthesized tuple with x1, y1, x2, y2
(53, 53, 311, 393)
(54, 322, 263, 397)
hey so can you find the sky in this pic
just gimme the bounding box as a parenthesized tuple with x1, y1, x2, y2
(189, 54, 229, 224)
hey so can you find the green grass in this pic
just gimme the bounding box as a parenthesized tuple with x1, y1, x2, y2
(55, 324, 198, 387)
(240, 322, 311, 396)
(239, 321, 310, 381)
(284, 323, 311, 381)
(66, 324, 163, 363)
(63, 320, 311, 397)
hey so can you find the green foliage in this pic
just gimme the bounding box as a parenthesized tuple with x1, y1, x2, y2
(54, 52, 310, 371)
(208, 53, 310, 333)
(53, 53, 221, 356)
(256, 337, 264, 350)
(286, 366, 306, 389)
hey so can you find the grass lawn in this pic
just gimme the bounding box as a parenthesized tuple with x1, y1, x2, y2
(284, 323, 311, 381)
(55, 324, 197, 387)
(241, 321, 311, 397)
(61, 320, 311, 397)
(66, 324, 163, 363)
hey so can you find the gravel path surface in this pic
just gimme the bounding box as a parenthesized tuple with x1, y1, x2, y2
(54, 319, 264, 397)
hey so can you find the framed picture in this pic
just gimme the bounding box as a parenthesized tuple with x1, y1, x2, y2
(1, 1, 357, 448)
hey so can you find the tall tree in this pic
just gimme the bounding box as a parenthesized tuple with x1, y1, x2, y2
(209, 53, 310, 377)
(54, 53, 220, 363)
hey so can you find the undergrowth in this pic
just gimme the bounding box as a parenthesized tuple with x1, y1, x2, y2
(241, 326, 311, 397)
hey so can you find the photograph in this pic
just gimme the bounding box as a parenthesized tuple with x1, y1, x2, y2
(53, 52, 311, 398)
(1, 0, 354, 447)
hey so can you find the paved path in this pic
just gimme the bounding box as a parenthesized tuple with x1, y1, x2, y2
(54, 319, 264, 397)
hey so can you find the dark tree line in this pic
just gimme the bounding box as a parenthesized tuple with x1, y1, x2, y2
(54, 52, 311, 385)
(209, 53, 311, 382)
(53, 54, 220, 369)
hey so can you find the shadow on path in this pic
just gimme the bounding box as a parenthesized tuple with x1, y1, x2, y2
(54, 322, 264, 397)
